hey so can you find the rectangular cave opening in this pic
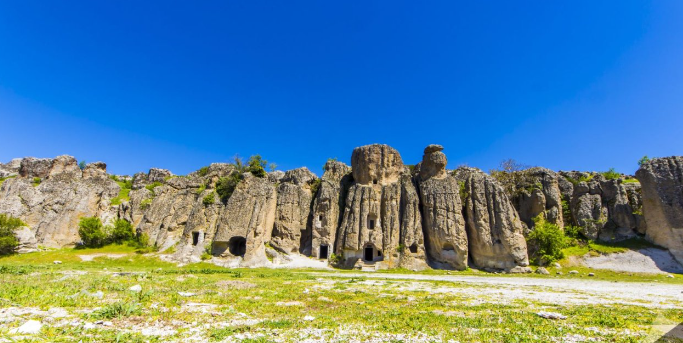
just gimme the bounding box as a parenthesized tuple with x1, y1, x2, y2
(364, 246, 373, 261)
(369, 219, 375, 230)
(319, 245, 329, 259)
(192, 232, 200, 246)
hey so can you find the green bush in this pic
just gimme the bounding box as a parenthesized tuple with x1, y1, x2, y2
(309, 178, 322, 197)
(32, 177, 41, 187)
(216, 172, 242, 203)
(601, 168, 620, 180)
(79, 160, 86, 170)
(329, 253, 342, 264)
(198, 166, 209, 177)
(203, 192, 216, 205)
(638, 155, 650, 166)
(145, 182, 163, 195)
(0, 214, 26, 255)
(78, 217, 107, 247)
(140, 198, 152, 210)
(527, 216, 567, 265)
(110, 219, 135, 243)
(247, 155, 267, 178)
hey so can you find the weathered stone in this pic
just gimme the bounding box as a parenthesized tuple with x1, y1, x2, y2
(311, 160, 352, 260)
(454, 167, 529, 270)
(512, 167, 564, 229)
(212, 174, 277, 266)
(351, 144, 403, 186)
(636, 157, 683, 264)
(82, 162, 108, 179)
(270, 168, 316, 254)
(19, 157, 54, 179)
(419, 144, 448, 180)
(0, 158, 22, 178)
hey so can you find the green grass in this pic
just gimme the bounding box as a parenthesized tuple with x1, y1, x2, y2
(622, 178, 640, 184)
(0, 175, 16, 186)
(0, 247, 682, 342)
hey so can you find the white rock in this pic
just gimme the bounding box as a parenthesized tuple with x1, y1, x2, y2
(569, 270, 579, 275)
(667, 274, 674, 278)
(303, 288, 310, 294)
(303, 315, 315, 321)
(9, 320, 42, 334)
(537, 311, 567, 320)
(177, 291, 196, 297)
(129, 284, 142, 292)
(53, 260, 62, 264)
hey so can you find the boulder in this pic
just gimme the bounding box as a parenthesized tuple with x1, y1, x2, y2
(0, 158, 22, 178)
(19, 157, 53, 179)
(454, 167, 529, 270)
(636, 157, 683, 264)
(512, 167, 564, 229)
(82, 162, 108, 179)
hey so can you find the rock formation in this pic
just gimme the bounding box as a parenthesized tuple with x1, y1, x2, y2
(0, 156, 119, 247)
(417, 145, 468, 270)
(1, 147, 680, 272)
(636, 157, 683, 264)
(335, 144, 428, 270)
(454, 167, 530, 270)
(311, 160, 352, 260)
(270, 167, 317, 254)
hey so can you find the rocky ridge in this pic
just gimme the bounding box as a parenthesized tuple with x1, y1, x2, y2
(1, 146, 682, 270)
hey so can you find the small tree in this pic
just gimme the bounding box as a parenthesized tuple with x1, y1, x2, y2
(489, 159, 529, 196)
(601, 168, 620, 180)
(527, 216, 567, 265)
(78, 217, 107, 247)
(216, 172, 242, 203)
(0, 214, 26, 255)
(79, 160, 87, 170)
(638, 155, 651, 166)
(247, 155, 267, 178)
(109, 219, 135, 244)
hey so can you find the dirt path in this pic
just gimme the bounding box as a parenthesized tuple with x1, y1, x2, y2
(312, 272, 683, 308)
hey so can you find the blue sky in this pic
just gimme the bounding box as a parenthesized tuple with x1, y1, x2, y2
(1, 2, 682, 176)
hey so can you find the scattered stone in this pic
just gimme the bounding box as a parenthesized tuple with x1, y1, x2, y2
(303, 288, 310, 294)
(53, 260, 62, 264)
(276, 301, 304, 307)
(569, 270, 579, 275)
(9, 320, 42, 334)
(177, 292, 196, 297)
(553, 262, 562, 268)
(129, 284, 142, 292)
(535, 267, 550, 275)
(588, 273, 595, 277)
(303, 315, 315, 321)
(667, 274, 674, 278)
(537, 311, 567, 320)
(556, 271, 563, 275)
(317, 296, 333, 302)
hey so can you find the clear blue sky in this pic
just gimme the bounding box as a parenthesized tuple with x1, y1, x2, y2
(1, 2, 682, 176)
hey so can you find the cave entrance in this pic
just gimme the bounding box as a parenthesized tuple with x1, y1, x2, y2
(364, 246, 374, 261)
(228, 236, 247, 256)
(319, 245, 329, 259)
(409, 244, 418, 254)
(192, 232, 200, 246)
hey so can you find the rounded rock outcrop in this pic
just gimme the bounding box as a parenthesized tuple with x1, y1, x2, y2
(351, 144, 404, 186)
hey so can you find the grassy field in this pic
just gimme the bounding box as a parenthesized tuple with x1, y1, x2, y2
(0, 246, 682, 342)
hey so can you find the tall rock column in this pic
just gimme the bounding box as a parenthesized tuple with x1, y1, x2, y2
(636, 157, 683, 264)
(270, 167, 317, 254)
(454, 167, 530, 271)
(418, 145, 468, 270)
(311, 160, 352, 259)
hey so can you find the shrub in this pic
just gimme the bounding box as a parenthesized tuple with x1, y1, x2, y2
(196, 183, 207, 195)
(0, 175, 17, 187)
(198, 166, 209, 177)
(247, 155, 267, 178)
(110, 219, 135, 244)
(309, 178, 322, 197)
(203, 192, 216, 205)
(111, 180, 133, 206)
(79, 160, 86, 170)
(93, 301, 141, 319)
(0, 214, 26, 255)
(638, 155, 651, 166)
(601, 168, 620, 180)
(329, 253, 342, 264)
(140, 198, 152, 210)
(78, 217, 107, 247)
(216, 172, 242, 203)
(527, 216, 567, 265)
(489, 159, 530, 196)
(145, 182, 163, 195)
(32, 177, 41, 187)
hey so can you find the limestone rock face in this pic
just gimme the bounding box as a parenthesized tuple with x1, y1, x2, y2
(558, 171, 644, 241)
(454, 167, 530, 270)
(311, 160, 352, 259)
(419, 144, 447, 180)
(213, 174, 277, 266)
(636, 157, 683, 264)
(351, 144, 404, 186)
(0, 158, 22, 177)
(418, 147, 468, 270)
(270, 167, 316, 254)
(0, 156, 119, 247)
(512, 167, 564, 229)
(82, 162, 108, 179)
